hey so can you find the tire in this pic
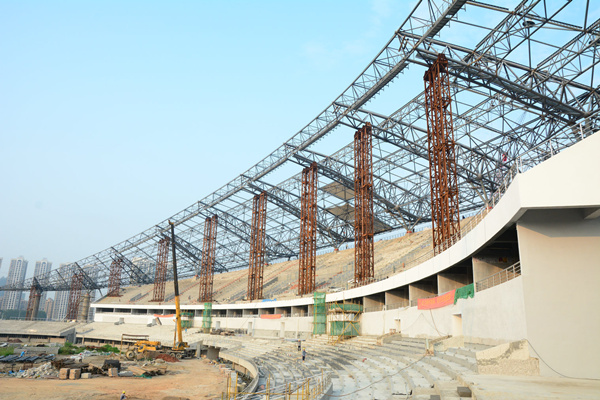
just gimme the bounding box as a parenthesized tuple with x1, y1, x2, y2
(175, 352, 183, 359)
(126, 350, 135, 360)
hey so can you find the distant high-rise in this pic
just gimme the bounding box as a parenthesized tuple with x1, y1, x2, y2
(2, 257, 28, 310)
(44, 298, 54, 320)
(52, 263, 74, 320)
(34, 259, 52, 306)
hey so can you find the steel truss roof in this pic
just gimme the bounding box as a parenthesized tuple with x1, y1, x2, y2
(2, 0, 598, 293)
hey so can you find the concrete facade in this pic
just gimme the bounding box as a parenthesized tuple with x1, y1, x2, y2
(517, 209, 600, 379)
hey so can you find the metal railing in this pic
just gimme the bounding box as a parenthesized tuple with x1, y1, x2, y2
(223, 371, 332, 400)
(475, 261, 521, 292)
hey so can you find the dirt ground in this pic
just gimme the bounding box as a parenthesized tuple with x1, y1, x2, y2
(0, 358, 227, 400)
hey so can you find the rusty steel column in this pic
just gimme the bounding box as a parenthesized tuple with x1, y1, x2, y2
(424, 53, 461, 255)
(151, 237, 170, 302)
(65, 272, 84, 320)
(298, 162, 318, 296)
(199, 215, 218, 302)
(107, 258, 122, 297)
(354, 123, 375, 287)
(247, 192, 267, 300)
(25, 279, 42, 321)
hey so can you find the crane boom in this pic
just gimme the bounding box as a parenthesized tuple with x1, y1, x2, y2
(170, 221, 184, 348)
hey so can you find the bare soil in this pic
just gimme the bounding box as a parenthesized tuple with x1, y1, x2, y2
(0, 358, 227, 400)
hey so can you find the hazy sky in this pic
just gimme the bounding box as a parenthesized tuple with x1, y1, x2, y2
(1, 0, 421, 277)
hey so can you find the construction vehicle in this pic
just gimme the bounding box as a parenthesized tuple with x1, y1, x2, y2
(168, 220, 195, 359)
(122, 222, 195, 360)
(121, 334, 162, 359)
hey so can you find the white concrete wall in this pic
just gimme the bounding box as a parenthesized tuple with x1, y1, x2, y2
(518, 209, 600, 379)
(361, 276, 527, 342)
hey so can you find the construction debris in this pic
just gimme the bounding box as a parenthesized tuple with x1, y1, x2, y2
(69, 368, 81, 380)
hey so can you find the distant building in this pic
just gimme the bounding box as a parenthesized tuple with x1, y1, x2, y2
(2, 257, 28, 310)
(33, 259, 52, 306)
(44, 298, 54, 320)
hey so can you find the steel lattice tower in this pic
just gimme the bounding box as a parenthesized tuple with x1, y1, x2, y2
(424, 53, 461, 255)
(199, 215, 218, 302)
(107, 258, 122, 297)
(151, 238, 170, 302)
(298, 162, 318, 296)
(25, 278, 42, 320)
(354, 123, 374, 287)
(247, 192, 267, 300)
(65, 272, 84, 320)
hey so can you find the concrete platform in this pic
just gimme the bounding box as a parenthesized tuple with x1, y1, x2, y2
(461, 374, 600, 399)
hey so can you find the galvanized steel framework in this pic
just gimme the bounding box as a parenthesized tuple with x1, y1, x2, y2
(2, 0, 598, 297)
(354, 124, 375, 286)
(298, 162, 318, 295)
(424, 54, 461, 254)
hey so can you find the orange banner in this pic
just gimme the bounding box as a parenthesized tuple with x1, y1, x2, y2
(417, 290, 456, 310)
(260, 314, 282, 319)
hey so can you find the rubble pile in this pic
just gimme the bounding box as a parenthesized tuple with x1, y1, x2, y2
(14, 362, 58, 379)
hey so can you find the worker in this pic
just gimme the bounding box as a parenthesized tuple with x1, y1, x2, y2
(297, 341, 301, 351)
(120, 391, 127, 400)
(302, 348, 306, 362)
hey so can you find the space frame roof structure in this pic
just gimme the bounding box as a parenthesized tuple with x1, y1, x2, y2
(3, 0, 598, 293)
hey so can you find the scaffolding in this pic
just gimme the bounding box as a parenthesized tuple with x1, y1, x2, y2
(202, 302, 213, 333)
(151, 237, 170, 302)
(65, 272, 84, 320)
(354, 123, 374, 287)
(200, 215, 218, 302)
(247, 192, 267, 300)
(424, 53, 461, 254)
(107, 258, 122, 297)
(299, 162, 318, 296)
(25, 278, 42, 321)
(181, 311, 194, 329)
(327, 301, 362, 345)
(312, 292, 326, 335)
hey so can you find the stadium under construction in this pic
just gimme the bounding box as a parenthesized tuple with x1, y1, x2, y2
(2, 1, 599, 398)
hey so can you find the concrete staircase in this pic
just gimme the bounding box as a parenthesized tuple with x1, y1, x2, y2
(202, 334, 481, 400)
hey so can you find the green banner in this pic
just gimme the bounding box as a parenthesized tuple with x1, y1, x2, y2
(454, 283, 475, 304)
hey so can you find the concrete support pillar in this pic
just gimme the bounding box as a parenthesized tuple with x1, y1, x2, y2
(78, 293, 91, 322)
(438, 272, 472, 294)
(385, 287, 408, 308)
(364, 293, 385, 312)
(409, 280, 437, 305)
